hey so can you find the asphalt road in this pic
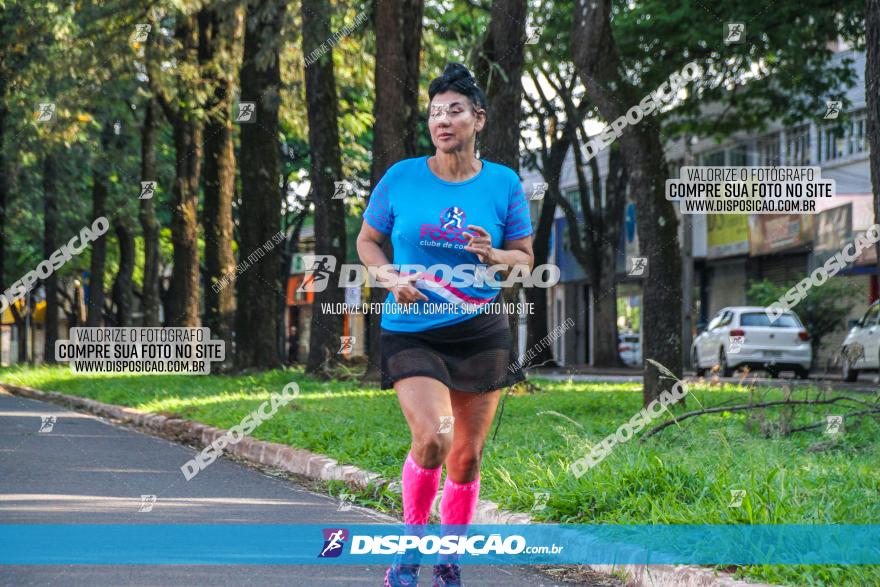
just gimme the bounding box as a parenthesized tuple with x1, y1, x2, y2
(0, 393, 618, 587)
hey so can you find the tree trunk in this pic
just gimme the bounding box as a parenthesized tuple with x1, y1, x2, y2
(168, 116, 202, 327)
(522, 94, 588, 368)
(0, 83, 7, 363)
(303, 0, 346, 376)
(139, 99, 162, 327)
(572, 0, 682, 403)
(10, 304, 28, 363)
(3, 75, 23, 358)
(200, 5, 238, 356)
(364, 0, 424, 382)
(162, 14, 203, 328)
(867, 0, 880, 279)
(87, 123, 112, 327)
(474, 0, 528, 356)
(112, 219, 135, 327)
(73, 280, 86, 325)
(235, 0, 286, 369)
(589, 148, 626, 367)
(546, 125, 624, 368)
(473, 0, 527, 170)
(523, 192, 558, 368)
(523, 112, 582, 369)
(42, 154, 59, 363)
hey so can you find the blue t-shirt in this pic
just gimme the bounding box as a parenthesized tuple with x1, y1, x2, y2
(362, 155, 533, 332)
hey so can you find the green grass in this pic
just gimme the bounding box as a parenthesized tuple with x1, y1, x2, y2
(2, 365, 878, 586)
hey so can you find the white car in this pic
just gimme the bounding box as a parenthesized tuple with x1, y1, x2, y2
(840, 301, 880, 382)
(691, 306, 812, 379)
(618, 332, 642, 367)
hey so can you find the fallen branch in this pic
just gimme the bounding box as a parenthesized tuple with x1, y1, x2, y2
(788, 408, 880, 434)
(640, 395, 877, 441)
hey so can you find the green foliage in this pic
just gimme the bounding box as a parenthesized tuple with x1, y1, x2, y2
(746, 278, 856, 354)
(611, 0, 864, 139)
(1, 0, 161, 292)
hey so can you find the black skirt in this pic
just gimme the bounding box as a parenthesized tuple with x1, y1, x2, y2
(380, 306, 526, 392)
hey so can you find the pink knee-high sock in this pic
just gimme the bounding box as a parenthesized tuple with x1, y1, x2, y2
(439, 474, 481, 526)
(438, 474, 481, 566)
(402, 451, 442, 526)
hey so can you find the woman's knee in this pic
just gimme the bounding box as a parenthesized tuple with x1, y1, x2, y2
(411, 428, 454, 468)
(446, 445, 483, 480)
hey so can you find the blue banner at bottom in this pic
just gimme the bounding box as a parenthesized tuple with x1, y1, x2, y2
(1, 524, 878, 565)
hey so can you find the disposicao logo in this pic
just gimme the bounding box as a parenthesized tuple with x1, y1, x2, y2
(421, 206, 470, 243)
(318, 528, 349, 558)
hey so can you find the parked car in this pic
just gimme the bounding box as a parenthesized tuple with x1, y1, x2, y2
(618, 332, 641, 367)
(840, 300, 880, 382)
(691, 306, 811, 378)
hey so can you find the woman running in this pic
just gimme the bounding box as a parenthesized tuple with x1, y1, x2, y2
(357, 62, 534, 587)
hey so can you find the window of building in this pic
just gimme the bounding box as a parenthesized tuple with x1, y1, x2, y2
(818, 108, 868, 162)
(700, 150, 725, 166)
(757, 133, 781, 166)
(785, 125, 810, 165)
(728, 143, 750, 166)
(819, 124, 843, 161)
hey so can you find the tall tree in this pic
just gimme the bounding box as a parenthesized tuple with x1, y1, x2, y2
(572, 0, 864, 400)
(550, 62, 628, 367)
(867, 0, 880, 278)
(572, 0, 681, 402)
(0, 0, 39, 347)
(139, 19, 164, 328)
(138, 98, 162, 327)
(200, 3, 240, 355)
(112, 217, 135, 326)
(235, 0, 287, 369)
(151, 12, 203, 327)
(576, 144, 627, 367)
(473, 0, 527, 169)
(86, 122, 113, 327)
(532, 88, 628, 371)
(1, 0, 66, 363)
(0, 82, 7, 363)
(42, 153, 60, 363)
(473, 0, 528, 356)
(364, 0, 424, 381)
(303, 0, 346, 375)
(521, 72, 589, 368)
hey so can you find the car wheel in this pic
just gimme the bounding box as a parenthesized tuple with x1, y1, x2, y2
(794, 367, 810, 380)
(692, 348, 705, 376)
(841, 351, 858, 383)
(719, 347, 733, 378)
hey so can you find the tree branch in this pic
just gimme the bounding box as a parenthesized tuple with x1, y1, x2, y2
(641, 395, 878, 441)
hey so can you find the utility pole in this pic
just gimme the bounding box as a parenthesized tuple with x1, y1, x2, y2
(681, 135, 695, 369)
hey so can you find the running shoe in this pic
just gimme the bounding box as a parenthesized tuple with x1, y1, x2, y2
(384, 563, 421, 586)
(431, 563, 462, 586)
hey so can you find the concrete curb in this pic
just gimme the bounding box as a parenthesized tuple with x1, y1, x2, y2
(0, 381, 777, 587)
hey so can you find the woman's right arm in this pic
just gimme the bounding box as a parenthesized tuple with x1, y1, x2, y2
(356, 221, 427, 304)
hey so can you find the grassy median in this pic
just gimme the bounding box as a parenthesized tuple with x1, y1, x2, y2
(2, 364, 878, 586)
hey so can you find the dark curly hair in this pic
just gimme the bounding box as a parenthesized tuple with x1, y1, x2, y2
(428, 63, 487, 115)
